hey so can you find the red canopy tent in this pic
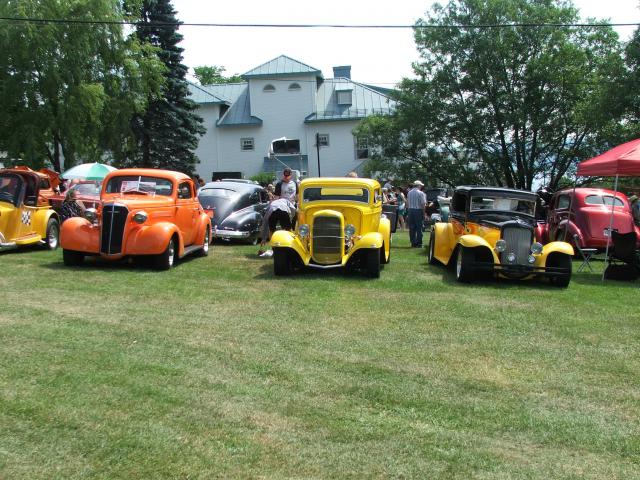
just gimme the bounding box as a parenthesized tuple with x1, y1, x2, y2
(576, 138, 640, 279)
(577, 138, 640, 176)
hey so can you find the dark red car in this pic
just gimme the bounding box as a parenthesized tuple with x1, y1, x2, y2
(541, 188, 640, 250)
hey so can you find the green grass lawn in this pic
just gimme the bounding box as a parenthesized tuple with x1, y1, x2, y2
(0, 232, 638, 479)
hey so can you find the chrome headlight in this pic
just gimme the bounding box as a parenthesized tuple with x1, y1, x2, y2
(528, 254, 536, 264)
(505, 252, 516, 263)
(85, 208, 97, 223)
(495, 239, 507, 252)
(132, 211, 148, 224)
(530, 242, 543, 255)
(298, 223, 310, 238)
(345, 224, 356, 238)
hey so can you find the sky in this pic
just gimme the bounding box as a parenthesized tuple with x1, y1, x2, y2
(172, 0, 640, 86)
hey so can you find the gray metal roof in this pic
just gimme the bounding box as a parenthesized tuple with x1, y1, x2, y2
(216, 86, 262, 127)
(242, 55, 322, 79)
(188, 82, 227, 104)
(305, 78, 396, 123)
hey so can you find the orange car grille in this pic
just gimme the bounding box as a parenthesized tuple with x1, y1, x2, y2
(100, 204, 128, 255)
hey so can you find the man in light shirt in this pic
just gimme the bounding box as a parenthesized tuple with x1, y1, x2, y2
(407, 180, 427, 248)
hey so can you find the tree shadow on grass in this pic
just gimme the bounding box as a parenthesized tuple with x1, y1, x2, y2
(41, 251, 202, 273)
(426, 262, 581, 291)
(249, 254, 385, 281)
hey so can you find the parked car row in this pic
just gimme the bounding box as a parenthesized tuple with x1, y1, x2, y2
(5, 164, 636, 287)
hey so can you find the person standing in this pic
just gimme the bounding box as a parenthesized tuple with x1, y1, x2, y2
(274, 168, 297, 203)
(257, 198, 297, 256)
(629, 195, 640, 226)
(407, 180, 427, 248)
(395, 187, 407, 231)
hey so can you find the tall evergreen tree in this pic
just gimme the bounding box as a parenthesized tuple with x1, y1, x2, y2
(127, 0, 204, 174)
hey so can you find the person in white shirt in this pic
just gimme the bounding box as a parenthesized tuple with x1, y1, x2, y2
(407, 180, 427, 247)
(275, 168, 297, 204)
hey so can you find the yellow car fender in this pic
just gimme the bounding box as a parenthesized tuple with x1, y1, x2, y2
(352, 231, 384, 252)
(458, 234, 499, 262)
(31, 208, 58, 237)
(431, 222, 457, 264)
(537, 241, 574, 266)
(270, 230, 308, 264)
(378, 215, 391, 261)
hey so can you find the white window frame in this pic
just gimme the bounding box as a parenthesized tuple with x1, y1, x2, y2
(241, 138, 255, 151)
(356, 136, 369, 159)
(317, 134, 330, 147)
(337, 90, 352, 105)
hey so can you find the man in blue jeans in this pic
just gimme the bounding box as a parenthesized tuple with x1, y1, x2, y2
(407, 180, 427, 247)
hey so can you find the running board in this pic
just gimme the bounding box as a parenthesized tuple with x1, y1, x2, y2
(182, 244, 203, 257)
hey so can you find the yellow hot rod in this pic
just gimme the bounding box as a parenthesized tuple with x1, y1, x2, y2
(0, 167, 60, 252)
(270, 177, 391, 277)
(428, 186, 574, 287)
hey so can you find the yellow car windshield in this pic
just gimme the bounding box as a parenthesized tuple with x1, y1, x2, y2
(303, 187, 369, 203)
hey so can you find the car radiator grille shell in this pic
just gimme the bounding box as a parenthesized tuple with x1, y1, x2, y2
(100, 204, 128, 255)
(312, 216, 342, 264)
(501, 226, 532, 265)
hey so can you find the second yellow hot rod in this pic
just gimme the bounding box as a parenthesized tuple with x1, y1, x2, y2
(270, 177, 391, 277)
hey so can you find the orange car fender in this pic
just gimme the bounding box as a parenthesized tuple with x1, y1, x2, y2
(195, 212, 212, 244)
(60, 217, 100, 253)
(125, 222, 181, 256)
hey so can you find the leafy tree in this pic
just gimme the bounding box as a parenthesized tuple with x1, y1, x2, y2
(125, 0, 205, 174)
(358, 0, 624, 191)
(193, 65, 242, 85)
(0, 0, 164, 172)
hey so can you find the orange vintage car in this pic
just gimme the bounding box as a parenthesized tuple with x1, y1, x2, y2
(60, 169, 211, 269)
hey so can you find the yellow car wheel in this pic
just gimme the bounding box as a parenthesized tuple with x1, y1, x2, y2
(45, 217, 60, 250)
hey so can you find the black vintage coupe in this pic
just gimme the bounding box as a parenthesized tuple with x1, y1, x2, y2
(197, 181, 269, 244)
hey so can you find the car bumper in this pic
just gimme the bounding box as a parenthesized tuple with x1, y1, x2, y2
(213, 228, 252, 240)
(474, 262, 569, 278)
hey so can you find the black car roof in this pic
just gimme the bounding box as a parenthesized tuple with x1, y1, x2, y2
(200, 181, 263, 193)
(455, 186, 536, 198)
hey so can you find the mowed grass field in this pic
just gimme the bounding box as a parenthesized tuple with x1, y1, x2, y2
(0, 232, 638, 479)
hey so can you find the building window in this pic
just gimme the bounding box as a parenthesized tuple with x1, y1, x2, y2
(241, 138, 254, 151)
(356, 137, 369, 159)
(263, 84, 276, 93)
(219, 104, 229, 119)
(288, 82, 301, 91)
(337, 90, 352, 105)
(317, 134, 329, 147)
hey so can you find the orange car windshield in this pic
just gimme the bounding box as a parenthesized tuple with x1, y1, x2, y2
(105, 176, 173, 196)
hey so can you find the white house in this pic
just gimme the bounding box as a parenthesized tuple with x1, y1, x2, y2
(189, 55, 396, 181)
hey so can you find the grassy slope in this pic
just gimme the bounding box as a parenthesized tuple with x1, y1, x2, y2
(0, 233, 638, 479)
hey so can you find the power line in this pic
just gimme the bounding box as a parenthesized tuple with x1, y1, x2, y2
(1, 16, 639, 29)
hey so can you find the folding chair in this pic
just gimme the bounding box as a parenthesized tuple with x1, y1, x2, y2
(604, 231, 640, 280)
(573, 234, 597, 273)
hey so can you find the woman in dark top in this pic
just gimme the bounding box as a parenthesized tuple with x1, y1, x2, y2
(60, 188, 86, 223)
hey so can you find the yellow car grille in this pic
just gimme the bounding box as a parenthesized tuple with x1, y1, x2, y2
(312, 216, 342, 264)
